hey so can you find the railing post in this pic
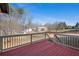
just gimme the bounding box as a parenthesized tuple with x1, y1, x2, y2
(45, 32, 46, 39)
(77, 37, 78, 47)
(0, 37, 3, 51)
(31, 34, 32, 44)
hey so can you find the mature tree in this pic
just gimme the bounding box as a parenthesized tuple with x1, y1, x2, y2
(0, 3, 9, 13)
(0, 3, 35, 35)
(57, 22, 67, 30)
(75, 22, 79, 29)
(0, 4, 26, 35)
(44, 22, 67, 32)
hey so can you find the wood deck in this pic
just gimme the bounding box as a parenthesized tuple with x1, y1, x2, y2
(0, 39, 79, 56)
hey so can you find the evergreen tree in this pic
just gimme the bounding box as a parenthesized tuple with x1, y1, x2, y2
(75, 22, 79, 29)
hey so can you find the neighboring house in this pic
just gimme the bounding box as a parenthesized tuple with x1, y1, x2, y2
(37, 27, 48, 32)
(22, 26, 48, 34)
(23, 28, 33, 34)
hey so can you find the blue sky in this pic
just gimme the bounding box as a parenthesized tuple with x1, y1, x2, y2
(11, 3, 79, 25)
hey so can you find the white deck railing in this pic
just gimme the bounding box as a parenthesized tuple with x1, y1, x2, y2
(0, 32, 49, 51)
(53, 33, 79, 50)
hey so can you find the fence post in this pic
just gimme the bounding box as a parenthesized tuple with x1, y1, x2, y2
(0, 37, 3, 51)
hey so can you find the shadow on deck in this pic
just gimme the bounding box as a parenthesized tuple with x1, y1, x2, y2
(0, 39, 79, 56)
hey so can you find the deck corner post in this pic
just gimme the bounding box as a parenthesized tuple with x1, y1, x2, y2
(0, 37, 3, 51)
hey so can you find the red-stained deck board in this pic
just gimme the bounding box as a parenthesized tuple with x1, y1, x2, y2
(0, 39, 79, 56)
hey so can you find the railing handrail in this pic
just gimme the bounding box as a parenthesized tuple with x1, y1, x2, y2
(1, 31, 78, 39)
(0, 32, 51, 38)
(0, 31, 79, 52)
(55, 33, 79, 37)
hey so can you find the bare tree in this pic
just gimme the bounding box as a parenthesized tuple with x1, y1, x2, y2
(44, 22, 67, 32)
